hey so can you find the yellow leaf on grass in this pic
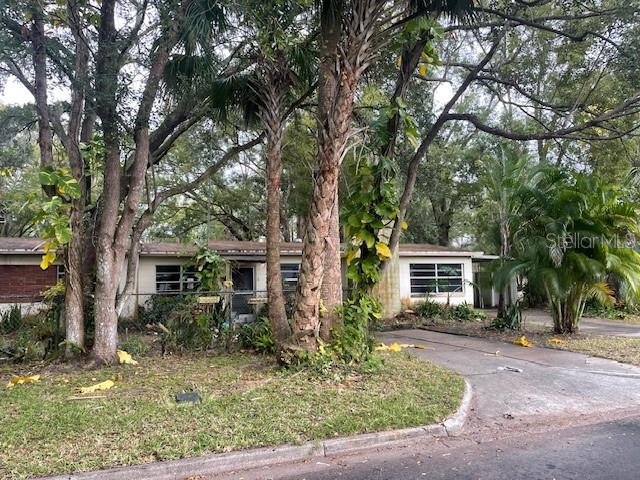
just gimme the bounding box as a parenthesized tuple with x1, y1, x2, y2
(79, 380, 114, 394)
(549, 337, 568, 345)
(6, 375, 40, 389)
(375, 242, 392, 259)
(513, 335, 533, 348)
(374, 342, 403, 352)
(117, 350, 138, 365)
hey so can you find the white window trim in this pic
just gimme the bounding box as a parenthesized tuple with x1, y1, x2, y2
(409, 262, 465, 298)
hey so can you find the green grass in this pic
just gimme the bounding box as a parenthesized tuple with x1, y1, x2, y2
(547, 336, 640, 366)
(0, 352, 463, 479)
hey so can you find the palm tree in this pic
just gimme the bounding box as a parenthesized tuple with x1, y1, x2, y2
(203, 1, 316, 348)
(496, 171, 640, 333)
(479, 144, 532, 317)
(292, 0, 477, 351)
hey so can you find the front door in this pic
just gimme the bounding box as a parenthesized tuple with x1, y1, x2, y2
(232, 266, 254, 314)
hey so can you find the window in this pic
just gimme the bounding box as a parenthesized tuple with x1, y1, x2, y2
(410, 263, 463, 297)
(56, 265, 65, 282)
(281, 264, 300, 290)
(156, 265, 199, 293)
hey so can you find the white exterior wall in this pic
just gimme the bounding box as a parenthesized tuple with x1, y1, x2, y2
(399, 255, 475, 306)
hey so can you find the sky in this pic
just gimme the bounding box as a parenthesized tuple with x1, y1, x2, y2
(1, 74, 456, 109)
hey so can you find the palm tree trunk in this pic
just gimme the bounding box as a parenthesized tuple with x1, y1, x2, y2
(262, 83, 291, 345)
(318, 0, 345, 341)
(293, 74, 359, 350)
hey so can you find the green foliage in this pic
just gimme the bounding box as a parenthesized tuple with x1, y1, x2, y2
(491, 303, 522, 330)
(448, 303, 483, 322)
(415, 299, 444, 318)
(32, 166, 82, 269)
(416, 300, 484, 323)
(191, 246, 227, 291)
(161, 298, 213, 353)
(0, 305, 23, 334)
(495, 170, 640, 333)
(282, 294, 381, 373)
(238, 317, 275, 354)
(119, 335, 151, 357)
(582, 298, 630, 320)
(141, 294, 192, 326)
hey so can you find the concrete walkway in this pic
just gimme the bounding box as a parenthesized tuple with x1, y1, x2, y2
(380, 329, 640, 425)
(485, 308, 640, 337)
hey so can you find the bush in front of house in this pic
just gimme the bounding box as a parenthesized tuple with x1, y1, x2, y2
(141, 293, 193, 326)
(490, 303, 522, 330)
(415, 299, 444, 318)
(238, 316, 275, 354)
(416, 300, 485, 323)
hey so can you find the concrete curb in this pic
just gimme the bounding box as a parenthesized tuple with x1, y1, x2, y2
(42, 380, 473, 480)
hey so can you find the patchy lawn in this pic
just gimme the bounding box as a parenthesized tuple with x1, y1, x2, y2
(421, 320, 640, 367)
(0, 352, 463, 480)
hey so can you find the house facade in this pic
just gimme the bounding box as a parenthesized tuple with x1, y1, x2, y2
(0, 237, 497, 318)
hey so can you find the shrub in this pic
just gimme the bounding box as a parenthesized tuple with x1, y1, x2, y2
(141, 294, 192, 326)
(119, 335, 150, 357)
(448, 303, 485, 322)
(0, 305, 23, 334)
(415, 299, 444, 318)
(491, 303, 522, 330)
(282, 294, 380, 374)
(238, 316, 275, 354)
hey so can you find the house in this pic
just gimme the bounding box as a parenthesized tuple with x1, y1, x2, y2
(0, 237, 499, 318)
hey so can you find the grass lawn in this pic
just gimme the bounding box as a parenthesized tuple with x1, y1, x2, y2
(0, 352, 463, 480)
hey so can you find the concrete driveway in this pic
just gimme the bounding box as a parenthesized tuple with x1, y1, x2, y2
(380, 329, 640, 426)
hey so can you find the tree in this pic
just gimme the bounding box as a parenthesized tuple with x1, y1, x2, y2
(497, 171, 640, 333)
(388, 1, 640, 259)
(292, 0, 477, 351)
(479, 142, 532, 316)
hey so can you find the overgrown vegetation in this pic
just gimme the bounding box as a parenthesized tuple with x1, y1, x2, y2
(415, 300, 485, 324)
(490, 303, 522, 330)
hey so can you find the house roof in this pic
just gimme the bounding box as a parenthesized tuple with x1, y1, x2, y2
(0, 237, 484, 258)
(0, 237, 47, 253)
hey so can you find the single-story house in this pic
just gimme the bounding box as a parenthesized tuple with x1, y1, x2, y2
(0, 237, 500, 319)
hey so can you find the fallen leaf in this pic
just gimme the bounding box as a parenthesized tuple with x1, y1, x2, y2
(374, 342, 403, 352)
(513, 336, 533, 348)
(79, 380, 114, 394)
(117, 350, 138, 365)
(6, 375, 40, 389)
(549, 337, 568, 345)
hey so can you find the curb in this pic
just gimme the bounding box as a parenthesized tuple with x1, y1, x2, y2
(43, 380, 472, 480)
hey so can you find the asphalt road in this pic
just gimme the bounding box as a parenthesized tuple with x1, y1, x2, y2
(212, 415, 640, 480)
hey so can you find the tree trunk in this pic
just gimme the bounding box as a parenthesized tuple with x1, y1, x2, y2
(293, 71, 359, 350)
(320, 188, 343, 340)
(263, 83, 291, 345)
(316, 0, 345, 342)
(29, 0, 54, 189)
(64, 204, 85, 355)
(92, 244, 120, 363)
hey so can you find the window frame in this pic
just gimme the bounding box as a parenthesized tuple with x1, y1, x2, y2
(409, 262, 464, 297)
(155, 265, 200, 293)
(280, 263, 300, 291)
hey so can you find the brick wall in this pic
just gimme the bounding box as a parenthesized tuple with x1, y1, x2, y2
(0, 265, 58, 303)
